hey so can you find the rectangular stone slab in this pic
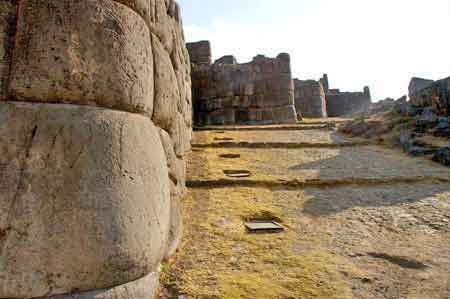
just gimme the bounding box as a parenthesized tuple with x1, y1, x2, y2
(245, 221, 285, 233)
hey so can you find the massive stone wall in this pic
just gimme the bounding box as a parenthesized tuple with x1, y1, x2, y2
(293, 79, 327, 118)
(0, 1, 191, 298)
(326, 90, 372, 117)
(409, 76, 450, 116)
(325, 75, 371, 117)
(187, 41, 297, 125)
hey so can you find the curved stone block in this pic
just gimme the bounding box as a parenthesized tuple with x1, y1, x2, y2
(114, 0, 179, 54)
(152, 33, 180, 132)
(8, 0, 154, 115)
(159, 129, 185, 259)
(166, 182, 183, 258)
(40, 272, 160, 299)
(0, 102, 170, 298)
(171, 112, 192, 157)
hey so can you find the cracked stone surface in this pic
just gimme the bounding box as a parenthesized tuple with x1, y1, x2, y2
(0, 0, 192, 297)
(0, 102, 170, 298)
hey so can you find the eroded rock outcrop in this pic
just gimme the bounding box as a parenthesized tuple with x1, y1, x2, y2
(0, 0, 191, 298)
(187, 41, 297, 125)
(409, 76, 450, 116)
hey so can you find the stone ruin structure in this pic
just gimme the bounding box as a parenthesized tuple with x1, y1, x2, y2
(292, 74, 371, 118)
(187, 41, 298, 125)
(323, 75, 372, 117)
(0, 1, 192, 298)
(409, 76, 450, 116)
(293, 79, 327, 118)
(186, 40, 212, 66)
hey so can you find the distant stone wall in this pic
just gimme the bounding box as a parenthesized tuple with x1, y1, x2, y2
(409, 76, 450, 116)
(187, 42, 297, 125)
(326, 91, 371, 117)
(293, 79, 327, 118)
(186, 40, 212, 65)
(324, 75, 371, 117)
(0, 1, 191, 298)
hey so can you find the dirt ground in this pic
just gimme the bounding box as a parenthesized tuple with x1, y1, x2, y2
(162, 122, 450, 299)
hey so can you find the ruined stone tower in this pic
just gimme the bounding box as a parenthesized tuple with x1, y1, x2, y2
(0, 0, 192, 298)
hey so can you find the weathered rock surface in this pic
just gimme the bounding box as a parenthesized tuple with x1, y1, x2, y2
(293, 79, 327, 118)
(0, 102, 170, 298)
(0, 0, 192, 298)
(0, 1, 16, 100)
(152, 34, 180, 131)
(159, 129, 186, 257)
(408, 77, 434, 96)
(41, 272, 160, 299)
(409, 76, 450, 116)
(9, 0, 154, 115)
(187, 41, 297, 125)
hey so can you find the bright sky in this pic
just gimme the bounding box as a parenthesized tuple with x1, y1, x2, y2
(177, 0, 450, 101)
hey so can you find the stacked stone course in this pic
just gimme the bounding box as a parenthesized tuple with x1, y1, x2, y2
(0, 1, 191, 298)
(187, 41, 298, 125)
(293, 79, 327, 118)
(322, 74, 372, 117)
(292, 74, 370, 118)
(186, 40, 212, 66)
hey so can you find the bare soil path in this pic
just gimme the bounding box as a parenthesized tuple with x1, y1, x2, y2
(162, 122, 450, 299)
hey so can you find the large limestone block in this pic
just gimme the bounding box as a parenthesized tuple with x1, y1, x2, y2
(0, 102, 170, 298)
(152, 33, 180, 132)
(42, 272, 160, 299)
(171, 112, 191, 157)
(158, 129, 184, 258)
(8, 0, 154, 115)
(0, 1, 16, 100)
(115, 0, 179, 54)
(166, 181, 183, 258)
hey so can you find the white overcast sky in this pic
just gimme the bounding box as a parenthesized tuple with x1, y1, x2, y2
(178, 0, 450, 101)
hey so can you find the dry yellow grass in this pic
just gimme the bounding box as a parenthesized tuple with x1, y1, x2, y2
(162, 187, 354, 299)
(163, 129, 450, 299)
(162, 134, 356, 298)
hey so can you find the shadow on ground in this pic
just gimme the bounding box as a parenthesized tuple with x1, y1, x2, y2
(301, 179, 450, 217)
